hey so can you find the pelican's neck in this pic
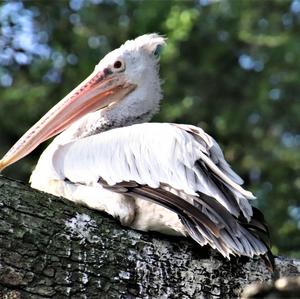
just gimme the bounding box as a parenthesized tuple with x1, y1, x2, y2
(55, 78, 162, 145)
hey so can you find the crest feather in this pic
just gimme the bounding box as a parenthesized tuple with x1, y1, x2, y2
(121, 33, 166, 55)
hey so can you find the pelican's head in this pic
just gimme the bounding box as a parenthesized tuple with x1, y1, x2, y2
(0, 33, 166, 171)
(99, 33, 165, 87)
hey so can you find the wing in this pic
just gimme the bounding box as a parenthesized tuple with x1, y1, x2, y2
(51, 122, 270, 259)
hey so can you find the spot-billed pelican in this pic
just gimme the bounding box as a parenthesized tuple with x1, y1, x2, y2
(0, 34, 272, 264)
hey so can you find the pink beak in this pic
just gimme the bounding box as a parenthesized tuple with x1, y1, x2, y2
(0, 67, 136, 171)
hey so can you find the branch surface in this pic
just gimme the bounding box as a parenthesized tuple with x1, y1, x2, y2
(0, 176, 299, 298)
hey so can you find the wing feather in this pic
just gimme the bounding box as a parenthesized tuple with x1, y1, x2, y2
(53, 123, 255, 220)
(51, 122, 270, 259)
(100, 180, 262, 258)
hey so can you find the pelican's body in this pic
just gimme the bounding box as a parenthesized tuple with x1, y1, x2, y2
(0, 34, 272, 262)
(30, 121, 250, 239)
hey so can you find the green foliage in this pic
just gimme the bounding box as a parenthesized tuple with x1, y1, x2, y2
(0, 0, 299, 257)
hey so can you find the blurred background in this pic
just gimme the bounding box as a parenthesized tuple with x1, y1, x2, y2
(0, 0, 299, 257)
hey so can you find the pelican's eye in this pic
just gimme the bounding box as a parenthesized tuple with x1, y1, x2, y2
(113, 60, 125, 71)
(154, 45, 162, 57)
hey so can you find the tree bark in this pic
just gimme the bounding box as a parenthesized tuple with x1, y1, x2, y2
(0, 176, 299, 299)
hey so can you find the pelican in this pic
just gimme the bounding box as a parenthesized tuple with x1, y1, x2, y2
(0, 34, 272, 263)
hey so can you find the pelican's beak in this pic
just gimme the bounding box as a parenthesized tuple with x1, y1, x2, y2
(0, 67, 136, 171)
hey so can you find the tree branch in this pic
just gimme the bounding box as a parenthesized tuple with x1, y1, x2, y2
(0, 176, 299, 298)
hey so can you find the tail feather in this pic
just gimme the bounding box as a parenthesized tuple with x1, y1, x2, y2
(239, 206, 274, 269)
(191, 194, 272, 262)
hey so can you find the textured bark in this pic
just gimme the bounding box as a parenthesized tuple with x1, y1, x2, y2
(0, 175, 299, 299)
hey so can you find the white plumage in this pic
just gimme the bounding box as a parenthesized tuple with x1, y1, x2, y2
(0, 34, 272, 262)
(36, 123, 252, 214)
(30, 121, 266, 258)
